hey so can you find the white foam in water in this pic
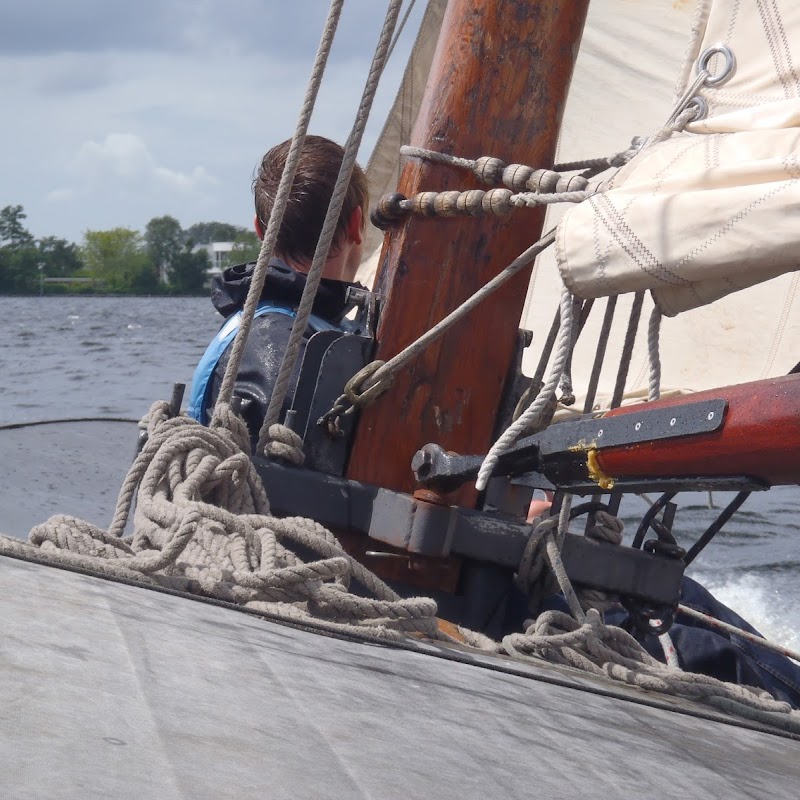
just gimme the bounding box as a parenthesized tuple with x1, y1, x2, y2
(693, 572, 800, 653)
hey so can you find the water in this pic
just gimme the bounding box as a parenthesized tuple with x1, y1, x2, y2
(1, 296, 798, 649)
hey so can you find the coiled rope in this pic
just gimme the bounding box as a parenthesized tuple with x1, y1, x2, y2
(504, 500, 800, 733)
(0, 401, 443, 641)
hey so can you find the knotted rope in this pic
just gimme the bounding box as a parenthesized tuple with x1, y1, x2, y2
(264, 423, 306, 466)
(503, 609, 800, 733)
(0, 401, 442, 642)
(506, 499, 800, 732)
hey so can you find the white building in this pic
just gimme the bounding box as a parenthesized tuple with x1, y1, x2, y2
(193, 241, 235, 276)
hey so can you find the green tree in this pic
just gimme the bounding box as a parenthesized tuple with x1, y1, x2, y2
(229, 229, 262, 264)
(37, 236, 83, 277)
(0, 205, 38, 293)
(0, 205, 34, 248)
(145, 215, 184, 283)
(81, 228, 157, 293)
(169, 243, 211, 294)
(0, 244, 40, 293)
(185, 221, 243, 245)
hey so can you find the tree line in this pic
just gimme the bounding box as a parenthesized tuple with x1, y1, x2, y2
(0, 205, 262, 296)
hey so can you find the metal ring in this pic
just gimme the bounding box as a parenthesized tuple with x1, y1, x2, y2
(684, 96, 708, 122)
(696, 43, 736, 87)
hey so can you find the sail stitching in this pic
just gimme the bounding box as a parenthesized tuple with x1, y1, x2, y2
(760, 270, 800, 379)
(591, 194, 692, 288)
(756, 0, 794, 100)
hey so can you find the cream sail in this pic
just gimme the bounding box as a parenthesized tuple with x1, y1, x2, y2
(360, 0, 800, 407)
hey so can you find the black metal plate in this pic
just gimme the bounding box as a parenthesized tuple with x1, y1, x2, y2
(536, 398, 727, 454)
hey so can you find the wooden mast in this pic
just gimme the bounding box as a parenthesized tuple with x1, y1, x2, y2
(347, 0, 590, 498)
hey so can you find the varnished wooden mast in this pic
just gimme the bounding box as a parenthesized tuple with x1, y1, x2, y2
(347, 0, 590, 497)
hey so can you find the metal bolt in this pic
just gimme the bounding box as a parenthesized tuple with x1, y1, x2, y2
(634, 422, 642, 431)
(597, 429, 603, 437)
(670, 417, 676, 426)
(707, 411, 714, 420)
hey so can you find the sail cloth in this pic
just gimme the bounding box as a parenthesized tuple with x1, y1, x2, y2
(360, 0, 800, 399)
(557, 0, 800, 316)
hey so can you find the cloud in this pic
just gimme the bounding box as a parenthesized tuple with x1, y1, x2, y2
(0, 0, 379, 59)
(154, 165, 216, 192)
(46, 188, 77, 203)
(72, 133, 154, 179)
(0, 1, 426, 242)
(70, 133, 215, 192)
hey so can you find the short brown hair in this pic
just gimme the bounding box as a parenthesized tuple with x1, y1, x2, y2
(253, 135, 368, 264)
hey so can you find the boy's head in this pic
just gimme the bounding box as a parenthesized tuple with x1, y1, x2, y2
(253, 135, 368, 281)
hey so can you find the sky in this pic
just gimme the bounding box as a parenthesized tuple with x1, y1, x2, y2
(0, 0, 425, 244)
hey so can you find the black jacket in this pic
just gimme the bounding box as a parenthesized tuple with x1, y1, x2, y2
(208, 258, 360, 446)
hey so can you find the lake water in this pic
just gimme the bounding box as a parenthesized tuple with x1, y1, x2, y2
(1, 295, 798, 650)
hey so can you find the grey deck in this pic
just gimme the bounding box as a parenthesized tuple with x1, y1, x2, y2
(1, 556, 798, 800)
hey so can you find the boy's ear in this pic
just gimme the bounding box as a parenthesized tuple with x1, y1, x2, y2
(254, 214, 265, 240)
(346, 207, 363, 245)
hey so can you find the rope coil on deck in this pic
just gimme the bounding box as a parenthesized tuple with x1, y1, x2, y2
(0, 401, 442, 641)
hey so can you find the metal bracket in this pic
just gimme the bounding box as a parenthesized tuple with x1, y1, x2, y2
(536, 399, 726, 453)
(413, 399, 728, 491)
(254, 459, 685, 610)
(290, 333, 374, 475)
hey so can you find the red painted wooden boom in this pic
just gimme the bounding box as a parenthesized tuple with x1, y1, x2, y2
(597, 374, 800, 486)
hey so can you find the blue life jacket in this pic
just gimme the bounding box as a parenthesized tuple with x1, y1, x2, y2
(187, 300, 339, 424)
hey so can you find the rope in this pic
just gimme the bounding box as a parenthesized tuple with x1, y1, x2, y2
(263, 423, 305, 466)
(678, 604, 800, 665)
(575, 510, 624, 615)
(323, 228, 557, 419)
(647, 304, 663, 402)
(259, 0, 404, 454)
(0, 401, 445, 642)
(507, 501, 800, 732)
(582, 296, 617, 414)
(398, 144, 637, 189)
(214, 0, 345, 416)
(475, 285, 574, 491)
(386, 0, 417, 62)
(610, 291, 645, 409)
(502, 609, 800, 733)
(0, 417, 138, 431)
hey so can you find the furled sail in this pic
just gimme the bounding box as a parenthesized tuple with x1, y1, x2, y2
(557, 1, 800, 316)
(360, 0, 800, 403)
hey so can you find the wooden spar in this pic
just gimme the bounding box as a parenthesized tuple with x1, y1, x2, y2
(596, 375, 800, 486)
(347, 0, 591, 499)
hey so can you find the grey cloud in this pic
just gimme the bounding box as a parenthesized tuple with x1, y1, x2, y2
(0, 0, 390, 59)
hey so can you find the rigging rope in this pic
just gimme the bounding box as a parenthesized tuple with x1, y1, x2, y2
(214, 0, 345, 419)
(475, 285, 575, 492)
(322, 228, 558, 420)
(260, 0, 404, 452)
